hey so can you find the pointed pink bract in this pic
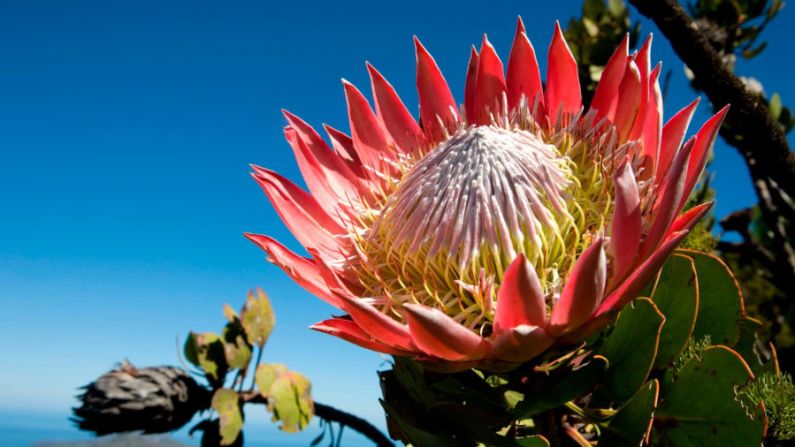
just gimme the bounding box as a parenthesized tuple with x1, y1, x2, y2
(311, 318, 412, 356)
(597, 230, 689, 316)
(343, 80, 395, 173)
(464, 46, 480, 124)
(341, 297, 416, 352)
(473, 35, 507, 125)
(494, 254, 547, 332)
(404, 304, 490, 361)
(545, 22, 581, 119)
(251, 167, 346, 261)
(640, 65, 663, 165)
(506, 21, 544, 114)
(668, 201, 714, 237)
(367, 63, 426, 155)
(415, 37, 459, 142)
(591, 34, 629, 120)
(610, 161, 642, 283)
(245, 233, 342, 308)
(489, 325, 554, 363)
(657, 98, 699, 186)
(548, 238, 607, 336)
(283, 123, 365, 214)
(613, 60, 642, 140)
(681, 106, 729, 211)
(642, 137, 695, 256)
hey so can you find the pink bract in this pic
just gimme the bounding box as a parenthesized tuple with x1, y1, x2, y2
(246, 19, 724, 370)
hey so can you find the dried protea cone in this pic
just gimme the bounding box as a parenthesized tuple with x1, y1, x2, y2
(73, 360, 211, 435)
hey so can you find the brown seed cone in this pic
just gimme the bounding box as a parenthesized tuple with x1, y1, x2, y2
(73, 361, 211, 435)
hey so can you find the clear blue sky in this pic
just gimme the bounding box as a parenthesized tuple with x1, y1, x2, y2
(1, 0, 793, 444)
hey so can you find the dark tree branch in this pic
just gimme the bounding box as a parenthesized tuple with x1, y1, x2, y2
(241, 393, 395, 447)
(627, 0, 795, 292)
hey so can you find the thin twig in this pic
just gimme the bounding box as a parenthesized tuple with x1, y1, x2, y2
(247, 345, 264, 393)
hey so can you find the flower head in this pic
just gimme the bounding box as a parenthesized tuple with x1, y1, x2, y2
(247, 19, 725, 369)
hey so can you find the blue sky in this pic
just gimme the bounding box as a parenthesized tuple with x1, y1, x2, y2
(1, 0, 793, 443)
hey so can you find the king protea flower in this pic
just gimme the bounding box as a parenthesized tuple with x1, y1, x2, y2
(246, 19, 724, 370)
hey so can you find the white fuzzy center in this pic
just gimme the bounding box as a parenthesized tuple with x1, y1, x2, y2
(370, 126, 573, 276)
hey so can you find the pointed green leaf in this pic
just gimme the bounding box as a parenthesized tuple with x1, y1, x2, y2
(679, 250, 744, 346)
(600, 298, 665, 402)
(211, 389, 243, 446)
(601, 380, 658, 446)
(654, 346, 765, 446)
(651, 254, 699, 368)
(241, 289, 275, 347)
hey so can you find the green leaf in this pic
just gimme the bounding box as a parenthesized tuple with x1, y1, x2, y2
(608, 0, 627, 17)
(768, 0, 784, 18)
(680, 250, 744, 346)
(600, 298, 665, 402)
(654, 346, 765, 446)
(514, 437, 550, 447)
(733, 317, 776, 375)
(651, 254, 699, 368)
(588, 64, 605, 83)
(601, 380, 658, 446)
(513, 355, 608, 418)
(240, 289, 275, 347)
(223, 303, 238, 323)
(255, 363, 289, 397)
(211, 389, 243, 446)
(583, 0, 607, 18)
(582, 17, 600, 37)
(380, 399, 462, 447)
(742, 42, 767, 59)
(184, 332, 228, 383)
(222, 322, 252, 370)
(269, 371, 314, 432)
(770, 93, 783, 120)
(382, 398, 549, 447)
(480, 434, 551, 447)
(255, 364, 313, 432)
(380, 360, 529, 445)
